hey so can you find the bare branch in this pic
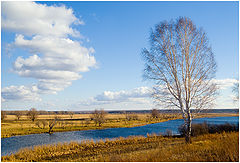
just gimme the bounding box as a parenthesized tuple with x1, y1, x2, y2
(142, 17, 218, 143)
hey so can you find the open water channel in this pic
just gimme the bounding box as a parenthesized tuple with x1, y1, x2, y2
(1, 116, 239, 156)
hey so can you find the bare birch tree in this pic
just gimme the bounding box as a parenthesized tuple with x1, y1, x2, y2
(142, 17, 218, 143)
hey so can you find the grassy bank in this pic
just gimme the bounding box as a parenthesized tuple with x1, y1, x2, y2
(1, 113, 238, 138)
(1, 113, 178, 138)
(2, 131, 238, 162)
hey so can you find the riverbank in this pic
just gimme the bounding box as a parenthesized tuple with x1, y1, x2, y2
(1, 113, 238, 138)
(2, 131, 238, 162)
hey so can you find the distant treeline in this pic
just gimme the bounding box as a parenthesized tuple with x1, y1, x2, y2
(1, 110, 75, 115)
(2, 109, 238, 115)
(108, 109, 239, 114)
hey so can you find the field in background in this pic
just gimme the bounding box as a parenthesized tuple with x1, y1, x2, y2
(1, 112, 238, 138)
(3, 113, 147, 121)
(2, 131, 238, 162)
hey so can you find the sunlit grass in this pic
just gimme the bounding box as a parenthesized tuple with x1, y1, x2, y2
(2, 113, 238, 138)
(2, 132, 238, 162)
(1, 113, 180, 138)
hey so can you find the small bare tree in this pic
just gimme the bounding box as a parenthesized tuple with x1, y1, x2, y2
(35, 120, 47, 129)
(42, 120, 47, 129)
(91, 109, 106, 126)
(1, 111, 7, 121)
(142, 17, 218, 143)
(48, 116, 59, 134)
(151, 109, 159, 118)
(48, 120, 56, 134)
(27, 108, 39, 122)
(14, 111, 23, 121)
(35, 121, 42, 129)
(124, 112, 139, 121)
(68, 111, 74, 119)
(84, 119, 91, 127)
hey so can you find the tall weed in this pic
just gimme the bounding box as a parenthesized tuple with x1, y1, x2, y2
(2, 132, 238, 162)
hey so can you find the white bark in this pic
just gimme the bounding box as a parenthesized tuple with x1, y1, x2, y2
(142, 17, 218, 143)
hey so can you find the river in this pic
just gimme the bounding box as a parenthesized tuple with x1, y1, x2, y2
(1, 116, 238, 156)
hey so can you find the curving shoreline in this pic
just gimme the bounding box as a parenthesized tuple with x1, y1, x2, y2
(1, 116, 238, 156)
(1, 113, 238, 138)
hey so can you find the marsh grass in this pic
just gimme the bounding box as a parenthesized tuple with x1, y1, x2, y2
(1, 113, 181, 138)
(105, 132, 239, 162)
(1, 113, 238, 138)
(2, 132, 238, 162)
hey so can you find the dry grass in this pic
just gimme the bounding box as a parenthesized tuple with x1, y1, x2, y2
(1, 113, 179, 138)
(3, 114, 91, 121)
(105, 132, 239, 162)
(3, 113, 238, 121)
(2, 132, 238, 162)
(2, 113, 238, 138)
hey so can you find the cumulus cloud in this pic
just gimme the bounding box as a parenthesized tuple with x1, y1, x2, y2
(11, 35, 96, 94)
(1, 97, 6, 103)
(2, 85, 41, 102)
(75, 79, 238, 108)
(78, 87, 152, 106)
(95, 87, 151, 102)
(2, 1, 97, 101)
(2, 1, 83, 37)
(13, 35, 96, 73)
(213, 78, 238, 90)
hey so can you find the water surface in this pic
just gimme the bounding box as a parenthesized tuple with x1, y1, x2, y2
(1, 116, 238, 156)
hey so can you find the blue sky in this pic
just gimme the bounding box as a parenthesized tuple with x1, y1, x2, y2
(1, 1, 239, 111)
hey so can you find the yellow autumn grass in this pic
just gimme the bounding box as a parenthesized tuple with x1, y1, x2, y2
(2, 131, 238, 162)
(3, 112, 238, 121)
(2, 113, 238, 138)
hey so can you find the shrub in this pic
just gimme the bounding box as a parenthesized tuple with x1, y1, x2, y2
(208, 122, 239, 134)
(125, 113, 139, 121)
(91, 109, 107, 126)
(35, 121, 42, 129)
(14, 111, 23, 121)
(85, 119, 91, 126)
(27, 108, 38, 122)
(151, 109, 159, 118)
(165, 129, 173, 136)
(178, 122, 239, 137)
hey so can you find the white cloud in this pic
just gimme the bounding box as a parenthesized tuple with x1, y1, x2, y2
(95, 87, 152, 102)
(12, 35, 96, 94)
(215, 94, 238, 109)
(75, 79, 238, 109)
(37, 79, 73, 94)
(78, 87, 152, 106)
(213, 78, 238, 90)
(1, 97, 6, 103)
(2, 85, 41, 102)
(13, 35, 96, 73)
(2, 1, 97, 100)
(2, 1, 83, 37)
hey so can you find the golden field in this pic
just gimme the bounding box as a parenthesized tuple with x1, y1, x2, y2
(2, 131, 239, 162)
(1, 113, 238, 138)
